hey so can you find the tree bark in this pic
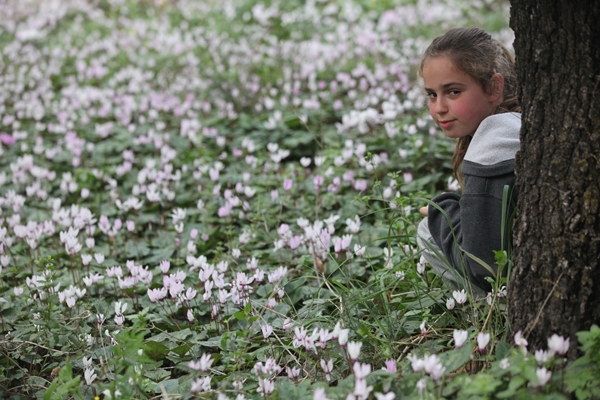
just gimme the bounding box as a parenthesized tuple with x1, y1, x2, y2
(509, 0, 600, 357)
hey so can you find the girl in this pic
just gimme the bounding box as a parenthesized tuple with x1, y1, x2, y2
(416, 28, 521, 293)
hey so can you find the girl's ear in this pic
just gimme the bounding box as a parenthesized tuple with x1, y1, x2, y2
(489, 73, 505, 103)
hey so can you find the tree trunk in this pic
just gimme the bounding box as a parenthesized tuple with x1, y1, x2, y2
(509, 0, 600, 357)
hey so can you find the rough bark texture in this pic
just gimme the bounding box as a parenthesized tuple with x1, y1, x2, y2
(509, 0, 600, 356)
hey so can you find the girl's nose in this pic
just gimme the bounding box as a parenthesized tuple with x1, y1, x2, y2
(434, 98, 448, 114)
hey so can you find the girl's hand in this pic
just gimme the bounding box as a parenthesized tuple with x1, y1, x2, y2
(419, 206, 428, 216)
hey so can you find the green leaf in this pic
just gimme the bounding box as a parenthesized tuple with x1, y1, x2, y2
(440, 344, 473, 375)
(144, 368, 171, 382)
(154, 379, 181, 394)
(170, 343, 191, 357)
(458, 373, 502, 397)
(495, 340, 511, 360)
(496, 376, 526, 398)
(275, 379, 313, 399)
(144, 341, 170, 361)
(234, 310, 246, 320)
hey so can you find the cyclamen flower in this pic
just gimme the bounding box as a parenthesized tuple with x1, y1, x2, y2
(446, 298, 455, 310)
(314, 387, 332, 400)
(268, 266, 287, 283)
(347, 341, 362, 361)
(320, 359, 334, 381)
(190, 376, 212, 392)
(81, 254, 92, 266)
(84, 368, 97, 386)
(353, 362, 371, 380)
(247, 257, 258, 271)
(374, 393, 396, 400)
(82, 273, 104, 287)
(261, 324, 274, 340)
(289, 235, 302, 250)
(383, 247, 393, 269)
(535, 367, 552, 387)
(407, 354, 425, 372)
(255, 269, 266, 284)
(499, 358, 510, 369)
(353, 377, 374, 399)
(383, 359, 397, 373)
(257, 378, 274, 395)
(422, 354, 445, 381)
(159, 260, 170, 274)
(82, 356, 93, 369)
(477, 332, 491, 351)
(346, 215, 361, 233)
(189, 353, 213, 371)
(354, 244, 366, 257)
(126, 220, 135, 232)
(416, 319, 428, 336)
(453, 330, 468, 348)
(452, 289, 467, 305)
(338, 329, 349, 347)
(416, 255, 426, 274)
(514, 330, 528, 350)
(416, 378, 427, 395)
(535, 349, 552, 364)
(147, 287, 167, 302)
(547, 334, 570, 356)
(287, 365, 301, 379)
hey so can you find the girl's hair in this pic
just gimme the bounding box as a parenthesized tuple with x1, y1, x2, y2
(419, 27, 521, 184)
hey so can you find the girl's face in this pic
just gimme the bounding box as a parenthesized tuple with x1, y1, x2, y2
(422, 56, 500, 139)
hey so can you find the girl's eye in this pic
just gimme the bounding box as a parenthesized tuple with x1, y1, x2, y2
(426, 92, 437, 99)
(448, 90, 460, 96)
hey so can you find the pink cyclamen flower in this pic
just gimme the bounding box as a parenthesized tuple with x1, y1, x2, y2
(126, 220, 135, 232)
(289, 236, 302, 250)
(283, 179, 293, 191)
(383, 359, 397, 373)
(287, 365, 301, 379)
(0, 133, 15, 146)
(313, 175, 324, 191)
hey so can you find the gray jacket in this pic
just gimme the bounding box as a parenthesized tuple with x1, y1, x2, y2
(428, 113, 521, 291)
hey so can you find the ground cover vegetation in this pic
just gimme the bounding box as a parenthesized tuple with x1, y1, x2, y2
(0, 0, 598, 399)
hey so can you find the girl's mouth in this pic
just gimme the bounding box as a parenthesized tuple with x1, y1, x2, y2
(439, 120, 455, 129)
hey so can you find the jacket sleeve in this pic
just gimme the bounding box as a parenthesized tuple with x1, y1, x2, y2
(428, 167, 516, 292)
